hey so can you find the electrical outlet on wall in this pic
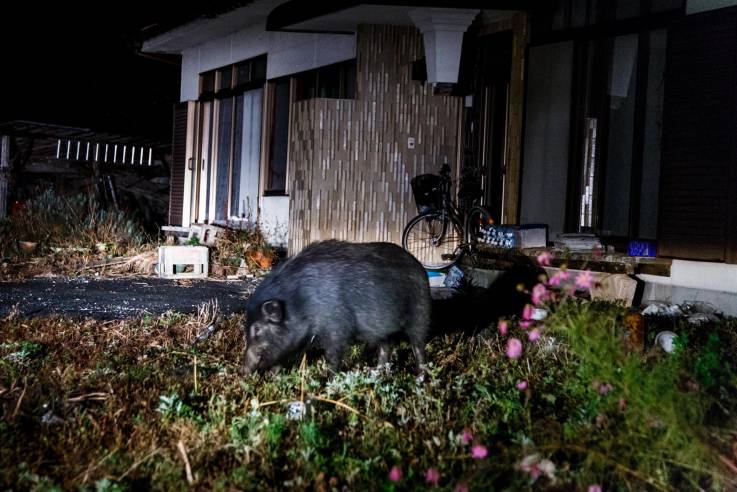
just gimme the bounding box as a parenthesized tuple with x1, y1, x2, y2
(407, 137, 415, 150)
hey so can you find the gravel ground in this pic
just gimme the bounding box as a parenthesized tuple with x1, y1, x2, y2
(0, 274, 526, 332)
(0, 276, 261, 320)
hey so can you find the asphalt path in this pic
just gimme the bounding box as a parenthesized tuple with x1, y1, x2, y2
(0, 276, 258, 320)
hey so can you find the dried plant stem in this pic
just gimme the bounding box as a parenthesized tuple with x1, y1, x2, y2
(312, 395, 363, 416)
(546, 444, 673, 492)
(116, 448, 160, 481)
(193, 356, 198, 393)
(77, 447, 119, 483)
(177, 440, 195, 485)
(11, 378, 27, 418)
(299, 354, 307, 404)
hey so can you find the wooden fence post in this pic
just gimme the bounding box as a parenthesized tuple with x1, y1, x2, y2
(0, 135, 9, 219)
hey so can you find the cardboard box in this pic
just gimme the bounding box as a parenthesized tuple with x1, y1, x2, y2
(479, 224, 548, 249)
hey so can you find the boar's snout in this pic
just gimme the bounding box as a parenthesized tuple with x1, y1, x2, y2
(241, 348, 260, 375)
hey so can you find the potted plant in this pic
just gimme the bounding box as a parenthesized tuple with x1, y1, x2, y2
(247, 243, 274, 269)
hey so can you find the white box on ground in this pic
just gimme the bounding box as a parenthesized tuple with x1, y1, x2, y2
(158, 246, 209, 279)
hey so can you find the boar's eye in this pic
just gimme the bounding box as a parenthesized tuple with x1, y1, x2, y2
(261, 300, 283, 323)
(250, 322, 264, 340)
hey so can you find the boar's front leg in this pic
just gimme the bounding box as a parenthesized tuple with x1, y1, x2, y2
(323, 332, 349, 372)
(377, 342, 392, 367)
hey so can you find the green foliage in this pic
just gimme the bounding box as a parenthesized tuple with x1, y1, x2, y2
(1, 305, 735, 490)
(1, 189, 145, 255)
(693, 333, 729, 390)
(156, 393, 192, 420)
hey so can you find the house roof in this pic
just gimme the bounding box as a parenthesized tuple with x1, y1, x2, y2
(266, 0, 544, 33)
(0, 120, 167, 149)
(142, 0, 545, 53)
(139, 1, 257, 41)
(141, 0, 285, 54)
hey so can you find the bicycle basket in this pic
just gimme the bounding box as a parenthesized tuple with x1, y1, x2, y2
(410, 173, 442, 214)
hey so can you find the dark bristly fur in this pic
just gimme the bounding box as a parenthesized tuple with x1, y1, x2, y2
(242, 240, 431, 373)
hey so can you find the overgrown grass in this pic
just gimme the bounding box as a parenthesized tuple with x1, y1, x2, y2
(0, 301, 735, 491)
(0, 189, 146, 257)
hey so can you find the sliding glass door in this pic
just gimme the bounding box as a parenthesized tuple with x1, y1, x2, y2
(231, 88, 263, 220)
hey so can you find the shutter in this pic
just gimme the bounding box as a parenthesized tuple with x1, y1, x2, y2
(169, 102, 188, 226)
(658, 7, 737, 262)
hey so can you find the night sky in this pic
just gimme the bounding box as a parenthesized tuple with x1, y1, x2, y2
(1, 3, 186, 141)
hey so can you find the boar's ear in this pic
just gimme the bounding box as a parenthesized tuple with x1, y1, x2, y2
(261, 300, 284, 323)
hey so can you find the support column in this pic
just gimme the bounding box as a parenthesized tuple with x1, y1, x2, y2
(409, 8, 479, 85)
(0, 135, 9, 219)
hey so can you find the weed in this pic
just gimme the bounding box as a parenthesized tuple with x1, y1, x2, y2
(0, 305, 735, 490)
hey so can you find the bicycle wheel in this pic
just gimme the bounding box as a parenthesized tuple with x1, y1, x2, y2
(402, 212, 464, 270)
(465, 206, 495, 248)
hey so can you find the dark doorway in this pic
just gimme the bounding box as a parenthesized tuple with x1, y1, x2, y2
(462, 31, 512, 222)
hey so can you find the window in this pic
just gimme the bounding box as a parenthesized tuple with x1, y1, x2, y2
(194, 56, 268, 222)
(199, 55, 267, 98)
(234, 56, 267, 88)
(294, 60, 356, 101)
(200, 70, 216, 98)
(537, 0, 684, 38)
(265, 78, 291, 194)
(523, 11, 670, 243)
(217, 66, 233, 92)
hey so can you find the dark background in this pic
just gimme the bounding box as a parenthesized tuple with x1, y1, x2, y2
(1, 3, 187, 141)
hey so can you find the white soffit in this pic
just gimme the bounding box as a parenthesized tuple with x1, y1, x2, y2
(286, 5, 425, 31)
(143, 0, 287, 54)
(285, 6, 514, 33)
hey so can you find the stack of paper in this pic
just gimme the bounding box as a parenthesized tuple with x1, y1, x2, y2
(554, 233, 603, 252)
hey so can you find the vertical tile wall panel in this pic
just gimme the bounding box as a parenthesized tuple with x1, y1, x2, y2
(288, 25, 461, 254)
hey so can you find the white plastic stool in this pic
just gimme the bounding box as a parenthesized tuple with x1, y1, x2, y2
(158, 246, 209, 279)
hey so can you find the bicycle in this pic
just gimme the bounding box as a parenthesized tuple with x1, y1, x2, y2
(402, 164, 495, 270)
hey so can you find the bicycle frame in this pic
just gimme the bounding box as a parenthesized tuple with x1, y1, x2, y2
(437, 165, 470, 245)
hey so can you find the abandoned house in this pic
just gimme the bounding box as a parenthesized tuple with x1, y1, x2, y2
(0, 120, 170, 226)
(142, 0, 737, 312)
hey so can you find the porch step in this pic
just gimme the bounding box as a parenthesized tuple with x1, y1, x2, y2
(158, 246, 209, 279)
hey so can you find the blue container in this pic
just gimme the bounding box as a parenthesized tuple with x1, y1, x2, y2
(627, 240, 656, 257)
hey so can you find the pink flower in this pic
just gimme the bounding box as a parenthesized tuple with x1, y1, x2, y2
(522, 304, 533, 320)
(588, 485, 603, 492)
(597, 382, 613, 395)
(454, 483, 469, 492)
(498, 320, 508, 336)
(506, 338, 523, 359)
(461, 428, 473, 445)
(531, 283, 549, 306)
(425, 467, 440, 486)
(537, 251, 553, 266)
(547, 270, 570, 286)
(575, 270, 594, 290)
(528, 328, 541, 342)
(518, 454, 556, 482)
(519, 320, 531, 329)
(471, 444, 488, 459)
(516, 379, 528, 390)
(388, 466, 402, 482)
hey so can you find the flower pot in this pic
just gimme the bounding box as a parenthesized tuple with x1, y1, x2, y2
(248, 250, 273, 269)
(18, 241, 38, 253)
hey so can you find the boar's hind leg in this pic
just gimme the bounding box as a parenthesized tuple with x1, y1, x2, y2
(407, 305, 430, 374)
(410, 342, 427, 374)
